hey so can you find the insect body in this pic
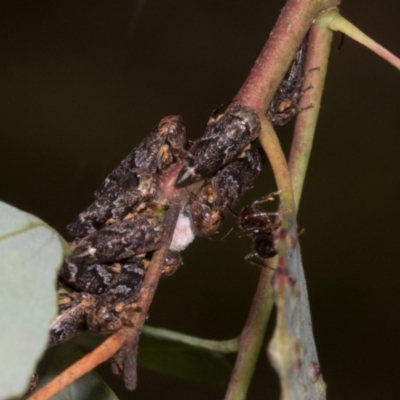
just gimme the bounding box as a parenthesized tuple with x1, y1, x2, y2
(67, 115, 186, 238)
(175, 104, 261, 188)
(51, 248, 182, 345)
(54, 108, 266, 347)
(239, 193, 280, 266)
(190, 147, 266, 236)
(96, 115, 187, 197)
(84, 255, 147, 334)
(53, 117, 190, 346)
(49, 291, 97, 346)
(267, 35, 309, 127)
(67, 170, 158, 237)
(60, 207, 165, 293)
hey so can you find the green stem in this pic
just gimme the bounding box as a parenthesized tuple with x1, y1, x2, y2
(266, 17, 334, 399)
(225, 98, 299, 400)
(224, 268, 275, 400)
(259, 117, 297, 223)
(288, 13, 334, 208)
(224, 2, 341, 399)
(327, 12, 400, 71)
(142, 326, 239, 353)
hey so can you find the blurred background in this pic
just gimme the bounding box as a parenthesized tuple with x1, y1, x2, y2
(1, 1, 399, 399)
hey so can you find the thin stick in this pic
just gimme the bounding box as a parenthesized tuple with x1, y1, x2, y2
(121, 205, 180, 389)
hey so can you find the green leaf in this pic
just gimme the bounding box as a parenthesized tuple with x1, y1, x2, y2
(0, 201, 68, 400)
(38, 341, 119, 400)
(138, 334, 232, 386)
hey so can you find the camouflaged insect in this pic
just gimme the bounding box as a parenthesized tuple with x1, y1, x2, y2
(175, 104, 261, 188)
(267, 35, 309, 127)
(51, 250, 182, 345)
(190, 146, 266, 236)
(85, 251, 182, 337)
(60, 208, 165, 293)
(49, 291, 97, 347)
(67, 169, 158, 237)
(95, 115, 186, 197)
(84, 256, 146, 334)
(66, 115, 186, 238)
(53, 256, 146, 343)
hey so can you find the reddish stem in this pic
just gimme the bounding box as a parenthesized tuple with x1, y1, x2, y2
(233, 0, 340, 113)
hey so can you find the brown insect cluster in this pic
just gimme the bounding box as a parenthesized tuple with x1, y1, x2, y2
(49, 36, 309, 385)
(51, 105, 266, 347)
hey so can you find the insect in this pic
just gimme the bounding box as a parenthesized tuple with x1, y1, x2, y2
(67, 115, 187, 238)
(190, 146, 266, 236)
(54, 108, 266, 346)
(267, 35, 309, 127)
(51, 248, 182, 346)
(51, 255, 147, 344)
(84, 256, 147, 334)
(67, 170, 159, 238)
(54, 114, 190, 344)
(49, 291, 97, 347)
(60, 207, 165, 293)
(175, 104, 261, 188)
(96, 115, 187, 197)
(239, 192, 280, 266)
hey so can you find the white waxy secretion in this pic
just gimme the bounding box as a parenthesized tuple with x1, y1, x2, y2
(169, 213, 195, 252)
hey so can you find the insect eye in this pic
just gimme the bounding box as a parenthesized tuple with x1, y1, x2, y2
(202, 210, 212, 222)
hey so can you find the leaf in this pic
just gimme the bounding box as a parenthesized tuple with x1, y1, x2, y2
(138, 334, 232, 386)
(37, 341, 119, 400)
(0, 201, 68, 400)
(268, 243, 326, 399)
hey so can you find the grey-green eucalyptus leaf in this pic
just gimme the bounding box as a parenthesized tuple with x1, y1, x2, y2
(0, 201, 69, 400)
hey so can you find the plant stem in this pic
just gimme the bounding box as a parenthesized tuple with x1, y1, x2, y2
(328, 12, 400, 71)
(289, 14, 334, 208)
(142, 326, 239, 353)
(266, 18, 334, 400)
(233, 0, 341, 113)
(259, 117, 297, 221)
(120, 205, 181, 390)
(224, 268, 274, 400)
(225, 1, 342, 398)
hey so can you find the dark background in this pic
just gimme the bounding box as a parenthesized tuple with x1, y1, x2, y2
(1, 1, 400, 399)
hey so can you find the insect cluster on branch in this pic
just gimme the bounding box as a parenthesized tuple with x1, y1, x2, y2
(49, 35, 309, 380)
(50, 106, 266, 346)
